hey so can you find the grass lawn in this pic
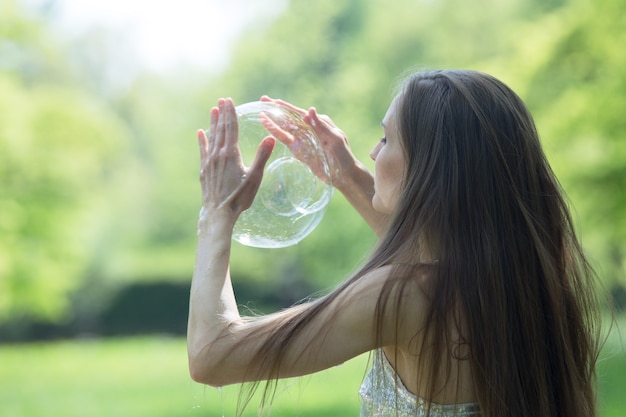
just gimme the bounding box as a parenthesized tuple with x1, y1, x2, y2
(0, 318, 624, 417)
(0, 336, 364, 417)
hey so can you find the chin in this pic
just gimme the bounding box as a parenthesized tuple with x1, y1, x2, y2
(372, 196, 388, 214)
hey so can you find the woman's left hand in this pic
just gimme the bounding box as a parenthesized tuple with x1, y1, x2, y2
(198, 98, 275, 228)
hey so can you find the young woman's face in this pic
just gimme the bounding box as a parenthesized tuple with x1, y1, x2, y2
(370, 95, 405, 214)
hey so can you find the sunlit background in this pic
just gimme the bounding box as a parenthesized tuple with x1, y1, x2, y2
(1, 0, 625, 416)
(31, 0, 287, 74)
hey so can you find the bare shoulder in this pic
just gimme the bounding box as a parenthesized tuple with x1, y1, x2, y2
(334, 264, 431, 347)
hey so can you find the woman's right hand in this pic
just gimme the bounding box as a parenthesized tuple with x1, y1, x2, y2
(198, 98, 275, 231)
(260, 96, 360, 191)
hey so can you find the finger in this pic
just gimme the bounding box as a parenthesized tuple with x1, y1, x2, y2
(197, 129, 208, 163)
(278, 99, 307, 115)
(259, 113, 294, 146)
(303, 107, 316, 126)
(306, 108, 331, 141)
(248, 136, 276, 187)
(222, 98, 239, 150)
(264, 96, 307, 116)
(197, 129, 210, 194)
(307, 108, 330, 126)
(206, 107, 219, 154)
(308, 107, 335, 127)
(215, 98, 227, 150)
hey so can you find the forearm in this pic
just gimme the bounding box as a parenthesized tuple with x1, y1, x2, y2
(336, 162, 389, 236)
(187, 215, 241, 381)
(189, 98, 279, 385)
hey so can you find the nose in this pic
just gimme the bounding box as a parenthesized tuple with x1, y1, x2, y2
(370, 141, 382, 161)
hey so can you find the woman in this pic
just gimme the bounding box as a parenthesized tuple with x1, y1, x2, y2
(187, 69, 602, 417)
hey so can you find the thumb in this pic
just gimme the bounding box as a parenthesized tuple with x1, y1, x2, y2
(236, 137, 276, 213)
(306, 108, 331, 144)
(249, 136, 276, 179)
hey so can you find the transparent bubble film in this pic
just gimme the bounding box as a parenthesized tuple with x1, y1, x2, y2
(212, 101, 332, 248)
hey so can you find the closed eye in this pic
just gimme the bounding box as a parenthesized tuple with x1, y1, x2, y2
(380, 136, 387, 144)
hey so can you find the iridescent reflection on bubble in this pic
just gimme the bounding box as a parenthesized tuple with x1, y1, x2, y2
(208, 101, 332, 248)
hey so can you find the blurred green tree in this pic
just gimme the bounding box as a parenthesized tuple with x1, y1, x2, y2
(2, 0, 624, 332)
(204, 0, 607, 293)
(0, 1, 136, 323)
(518, 0, 626, 293)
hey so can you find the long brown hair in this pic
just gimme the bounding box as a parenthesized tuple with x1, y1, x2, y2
(237, 70, 603, 417)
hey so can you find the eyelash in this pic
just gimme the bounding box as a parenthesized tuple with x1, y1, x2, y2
(380, 136, 387, 144)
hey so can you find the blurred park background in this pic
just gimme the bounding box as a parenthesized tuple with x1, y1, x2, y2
(1, 0, 625, 416)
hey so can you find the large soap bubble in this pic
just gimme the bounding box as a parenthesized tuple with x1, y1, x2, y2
(217, 101, 333, 248)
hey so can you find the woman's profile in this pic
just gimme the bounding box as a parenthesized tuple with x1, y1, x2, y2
(187, 69, 603, 417)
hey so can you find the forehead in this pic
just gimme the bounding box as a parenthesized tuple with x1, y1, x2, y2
(382, 94, 402, 129)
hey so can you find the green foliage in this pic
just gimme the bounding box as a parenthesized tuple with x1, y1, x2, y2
(2, 0, 625, 327)
(0, 72, 136, 321)
(0, 1, 136, 321)
(513, 0, 626, 286)
(214, 0, 626, 297)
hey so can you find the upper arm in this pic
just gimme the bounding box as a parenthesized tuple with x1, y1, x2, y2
(190, 265, 428, 386)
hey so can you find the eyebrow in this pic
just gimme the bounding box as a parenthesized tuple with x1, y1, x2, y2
(381, 121, 386, 129)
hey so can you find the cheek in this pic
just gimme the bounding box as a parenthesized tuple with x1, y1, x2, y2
(378, 157, 403, 186)
(385, 161, 405, 205)
(374, 159, 403, 209)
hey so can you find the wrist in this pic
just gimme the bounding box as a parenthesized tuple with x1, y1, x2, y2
(197, 206, 237, 238)
(335, 161, 373, 195)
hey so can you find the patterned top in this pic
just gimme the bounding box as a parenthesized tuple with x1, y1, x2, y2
(359, 350, 481, 417)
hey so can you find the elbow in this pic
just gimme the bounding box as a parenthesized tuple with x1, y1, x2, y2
(188, 347, 233, 387)
(187, 318, 245, 386)
(188, 356, 209, 385)
(188, 353, 221, 387)
(189, 368, 221, 387)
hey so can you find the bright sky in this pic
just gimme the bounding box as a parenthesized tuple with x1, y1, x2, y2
(25, 0, 287, 74)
